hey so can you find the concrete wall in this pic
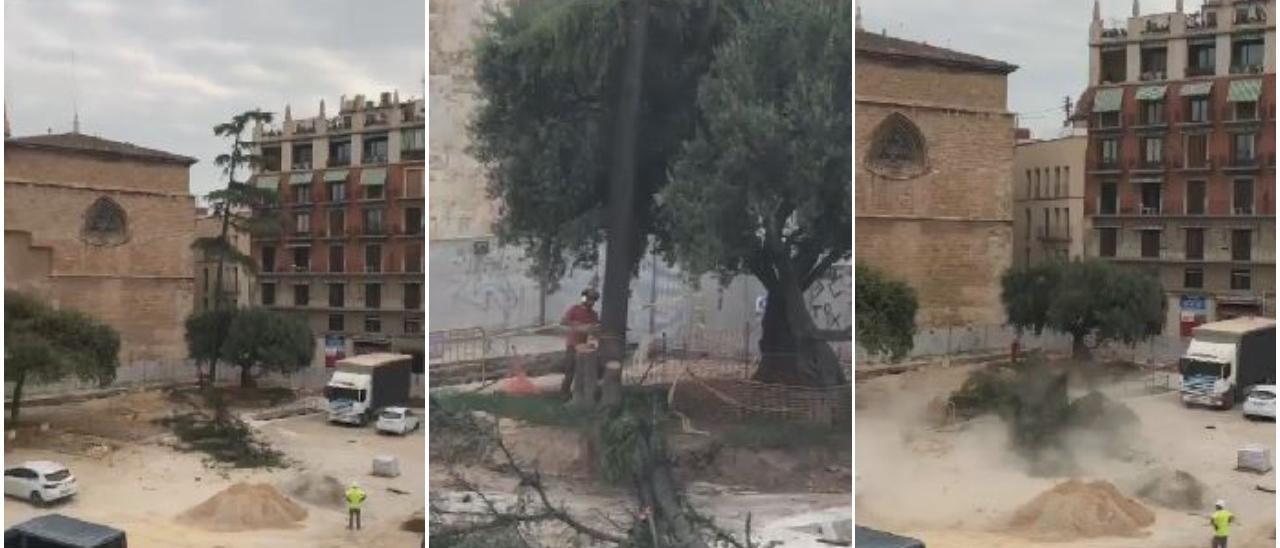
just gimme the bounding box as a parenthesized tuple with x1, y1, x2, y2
(428, 240, 851, 349)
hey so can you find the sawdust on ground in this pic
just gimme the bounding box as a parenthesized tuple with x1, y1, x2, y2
(177, 482, 308, 532)
(1008, 479, 1155, 541)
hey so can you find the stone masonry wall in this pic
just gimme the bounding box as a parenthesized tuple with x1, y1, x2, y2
(5, 148, 196, 366)
(855, 59, 1015, 327)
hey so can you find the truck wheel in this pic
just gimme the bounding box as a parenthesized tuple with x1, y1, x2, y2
(1220, 392, 1235, 411)
(30, 492, 43, 507)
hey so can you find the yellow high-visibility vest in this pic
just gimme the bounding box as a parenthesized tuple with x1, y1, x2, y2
(346, 487, 367, 510)
(1211, 509, 1233, 537)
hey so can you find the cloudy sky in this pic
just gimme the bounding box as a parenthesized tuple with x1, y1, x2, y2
(859, 0, 1206, 139)
(4, 0, 424, 198)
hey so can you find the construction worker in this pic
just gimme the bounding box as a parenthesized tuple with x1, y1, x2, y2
(346, 481, 367, 530)
(1210, 499, 1233, 548)
(560, 287, 601, 398)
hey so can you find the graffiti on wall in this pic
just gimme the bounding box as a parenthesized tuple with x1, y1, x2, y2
(447, 244, 527, 327)
(805, 265, 851, 330)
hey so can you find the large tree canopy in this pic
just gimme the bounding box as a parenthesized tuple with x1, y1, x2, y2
(1001, 260, 1164, 359)
(219, 308, 315, 387)
(660, 0, 851, 385)
(5, 291, 120, 423)
(469, 0, 728, 291)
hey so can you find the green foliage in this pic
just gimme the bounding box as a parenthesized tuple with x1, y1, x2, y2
(660, 0, 851, 286)
(184, 308, 235, 366)
(433, 392, 585, 428)
(1001, 262, 1062, 336)
(470, 0, 727, 289)
(854, 264, 918, 361)
(5, 291, 121, 423)
(1002, 260, 1164, 350)
(219, 308, 315, 385)
(157, 412, 286, 468)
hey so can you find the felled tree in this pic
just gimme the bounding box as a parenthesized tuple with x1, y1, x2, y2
(1002, 260, 1164, 359)
(219, 308, 315, 388)
(5, 291, 120, 424)
(193, 109, 280, 384)
(470, 0, 729, 354)
(854, 264, 917, 362)
(660, 0, 851, 386)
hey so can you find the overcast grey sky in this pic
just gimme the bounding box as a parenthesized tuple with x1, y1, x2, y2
(4, 0, 424, 198)
(859, 0, 1205, 139)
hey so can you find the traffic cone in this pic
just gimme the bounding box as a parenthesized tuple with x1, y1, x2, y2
(498, 353, 538, 396)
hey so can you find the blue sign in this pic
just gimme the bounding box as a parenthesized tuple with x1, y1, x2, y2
(1180, 295, 1207, 312)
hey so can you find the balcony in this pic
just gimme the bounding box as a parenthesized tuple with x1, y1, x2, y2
(328, 117, 353, 131)
(401, 106, 423, 123)
(327, 157, 351, 168)
(291, 161, 313, 171)
(1234, 5, 1267, 25)
(1139, 70, 1167, 82)
(1142, 17, 1171, 34)
(401, 149, 425, 162)
(1233, 206, 1256, 215)
(1101, 27, 1128, 39)
(1186, 12, 1218, 30)
(365, 113, 388, 127)
(1186, 65, 1216, 77)
(364, 154, 388, 165)
(1230, 64, 1265, 75)
(1138, 205, 1162, 216)
(293, 121, 316, 135)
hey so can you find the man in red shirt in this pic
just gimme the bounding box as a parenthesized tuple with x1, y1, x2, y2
(560, 287, 600, 398)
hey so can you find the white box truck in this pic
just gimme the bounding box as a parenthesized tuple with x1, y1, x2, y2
(326, 353, 413, 426)
(1179, 317, 1276, 410)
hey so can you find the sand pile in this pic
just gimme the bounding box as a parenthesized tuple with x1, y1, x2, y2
(1133, 469, 1205, 511)
(178, 482, 308, 531)
(280, 472, 346, 509)
(1008, 479, 1154, 541)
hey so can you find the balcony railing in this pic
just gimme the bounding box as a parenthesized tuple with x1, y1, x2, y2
(1139, 205, 1162, 216)
(328, 117, 353, 131)
(294, 121, 316, 135)
(1186, 65, 1216, 76)
(291, 161, 313, 171)
(365, 113, 388, 127)
(1234, 206, 1255, 215)
(1230, 63, 1265, 75)
(1101, 27, 1128, 39)
(328, 157, 351, 168)
(401, 149, 425, 161)
(1187, 12, 1218, 30)
(1234, 6, 1267, 24)
(364, 153, 388, 165)
(1139, 70, 1167, 81)
(1143, 17, 1171, 34)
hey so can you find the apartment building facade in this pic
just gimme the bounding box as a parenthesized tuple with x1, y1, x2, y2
(1014, 133, 1089, 267)
(1082, 0, 1276, 335)
(250, 92, 426, 367)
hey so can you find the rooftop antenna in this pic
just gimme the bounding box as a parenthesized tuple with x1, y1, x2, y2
(71, 50, 81, 134)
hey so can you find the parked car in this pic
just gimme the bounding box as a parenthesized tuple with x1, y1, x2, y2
(4, 461, 78, 506)
(855, 526, 925, 548)
(1243, 384, 1277, 420)
(5, 513, 126, 548)
(376, 406, 421, 435)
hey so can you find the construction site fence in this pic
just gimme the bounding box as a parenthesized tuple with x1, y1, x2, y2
(854, 325, 1074, 365)
(8, 360, 426, 401)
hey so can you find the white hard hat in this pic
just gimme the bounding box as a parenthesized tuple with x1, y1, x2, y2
(1215, 499, 1226, 508)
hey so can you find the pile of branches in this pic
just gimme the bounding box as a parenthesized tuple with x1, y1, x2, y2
(428, 399, 777, 547)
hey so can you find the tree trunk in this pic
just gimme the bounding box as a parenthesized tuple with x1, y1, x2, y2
(598, 0, 650, 366)
(9, 372, 26, 425)
(1071, 333, 1091, 361)
(239, 365, 255, 388)
(569, 348, 599, 410)
(753, 286, 801, 384)
(632, 417, 704, 547)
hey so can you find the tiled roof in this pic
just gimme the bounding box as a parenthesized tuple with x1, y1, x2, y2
(5, 132, 197, 165)
(856, 30, 1017, 74)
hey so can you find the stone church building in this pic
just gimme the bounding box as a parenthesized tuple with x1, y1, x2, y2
(855, 29, 1019, 327)
(5, 130, 198, 368)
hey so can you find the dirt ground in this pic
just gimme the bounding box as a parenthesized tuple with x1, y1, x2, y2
(856, 363, 1277, 548)
(5, 390, 424, 547)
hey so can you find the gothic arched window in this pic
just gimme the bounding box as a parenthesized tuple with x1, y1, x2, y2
(866, 112, 928, 179)
(81, 196, 129, 246)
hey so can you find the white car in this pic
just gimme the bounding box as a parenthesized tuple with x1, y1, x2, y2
(376, 407, 421, 435)
(4, 461, 78, 506)
(1243, 385, 1277, 420)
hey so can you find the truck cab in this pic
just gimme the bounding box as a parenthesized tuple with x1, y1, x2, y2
(1180, 317, 1276, 410)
